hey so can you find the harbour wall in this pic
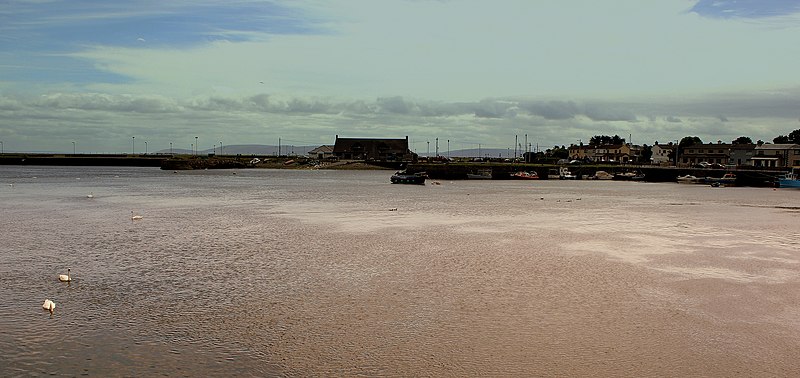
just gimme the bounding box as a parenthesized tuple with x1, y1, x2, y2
(405, 163, 785, 187)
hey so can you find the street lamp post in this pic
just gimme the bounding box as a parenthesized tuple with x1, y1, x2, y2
(195, 136, 198, 155)
(132, 136, 135, 154)
(219, 141, 223, 156)
(72, 141, 75, 155)
(1, 141, 3, 154)
(145, 141, 148, 155)
(170, 142, 173, 154)
(674, 140, 679, 167)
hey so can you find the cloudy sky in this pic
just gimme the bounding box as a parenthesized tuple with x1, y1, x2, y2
(1, 0, 799, 154)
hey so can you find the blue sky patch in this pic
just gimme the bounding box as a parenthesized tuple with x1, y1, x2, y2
(690, 0, 800, 19)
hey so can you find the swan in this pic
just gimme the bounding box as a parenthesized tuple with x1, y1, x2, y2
(42, 299, 55, 313)
(59, 268, 71, 282)
(87, 192, 94, 198)
(130, 211, 143, 221)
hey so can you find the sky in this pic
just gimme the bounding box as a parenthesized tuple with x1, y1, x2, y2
(1, 0, 800, 154)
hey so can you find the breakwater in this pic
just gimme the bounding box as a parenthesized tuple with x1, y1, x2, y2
(0, 154, 166, 167)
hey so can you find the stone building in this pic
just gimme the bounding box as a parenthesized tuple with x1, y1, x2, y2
(332, 135, 416, 161)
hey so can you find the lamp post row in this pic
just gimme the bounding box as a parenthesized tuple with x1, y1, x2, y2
(0, 138, 224, 155)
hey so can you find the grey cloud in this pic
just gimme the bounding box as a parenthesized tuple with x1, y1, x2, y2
(473, 99, 515, 118)
(377, 96, 412, 114)
(35, 93, 180, 113)
(583, 103, 638, 122)
(519, 100, 580, 120)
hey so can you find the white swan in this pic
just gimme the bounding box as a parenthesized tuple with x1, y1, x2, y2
(59, 268, 71, 282)
(42, 299, 55, 313)
(130, 211, 143, 221)
(87, 192, 94, 198)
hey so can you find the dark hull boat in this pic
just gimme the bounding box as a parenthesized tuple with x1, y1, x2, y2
(390, 171, 426, 185)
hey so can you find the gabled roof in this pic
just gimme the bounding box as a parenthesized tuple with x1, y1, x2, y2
(308, 145, 334, 154)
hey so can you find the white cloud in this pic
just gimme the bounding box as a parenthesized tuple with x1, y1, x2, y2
(2, 1, 800, 153)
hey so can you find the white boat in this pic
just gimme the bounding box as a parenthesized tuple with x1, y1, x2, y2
(591, 171, 614, 180)
(557, 167, 576, 180)
(467, 169, 492, 180)
(613, 171, 645, 181)
(676, 174, 701, 184)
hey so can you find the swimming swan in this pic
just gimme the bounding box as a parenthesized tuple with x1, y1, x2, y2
(42, 299, 55, 313)
(59, 268, 71, 282)
(130, 211, 143, 221)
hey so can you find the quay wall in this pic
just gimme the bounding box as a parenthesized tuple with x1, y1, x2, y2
(405, 163, 785, 187)
(0, 154, 165, 167)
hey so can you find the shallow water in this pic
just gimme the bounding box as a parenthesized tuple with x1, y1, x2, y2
(1, 166, 799, 376)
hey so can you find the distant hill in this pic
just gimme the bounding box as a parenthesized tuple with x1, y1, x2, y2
(155, 144, 317, 156)
(155, 144, 520, 158)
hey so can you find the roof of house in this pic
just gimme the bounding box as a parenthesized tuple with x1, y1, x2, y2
(308, 145, 334, 154)
(333, 137, 409, 153)
(755, 143, 799, 150)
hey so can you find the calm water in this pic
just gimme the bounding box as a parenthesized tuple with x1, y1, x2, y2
(1, 165, 799, 377)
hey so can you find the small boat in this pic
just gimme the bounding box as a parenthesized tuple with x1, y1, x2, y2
(559, 167, 577, 180)
(777, 170, 800, 189)
(390, 171, 426, 185)
(591, 171, 614, 180)
(704, 173, 736, 185)
(676, 174, 701, 184)
(613, 171, 645, 181)
(467, 169, 492, 180)
(511, 171, 539, 180)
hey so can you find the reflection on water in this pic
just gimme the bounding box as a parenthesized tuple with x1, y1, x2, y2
(2, 166, 800, 376)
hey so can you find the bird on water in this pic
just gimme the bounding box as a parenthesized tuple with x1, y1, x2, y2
(130, 211, 143, 221)
(59, 268, 71, 282)
(42, 299, 55, 314)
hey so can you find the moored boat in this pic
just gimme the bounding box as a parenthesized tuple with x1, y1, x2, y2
(591, 170, 614, 180)
(559, 167, 576, 180)
(613, 171, 645, 181)
(467, 169, 492, 180)
(704, 173, 736, 185)
(676, 174, 701, 184)
(511, 171, 539, 180)
(390, 171, 426, 185)
(777, 171, 800, 189)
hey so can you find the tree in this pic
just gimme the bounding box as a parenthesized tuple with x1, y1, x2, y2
(732, 136, 753, 145)
(638, 144, 652, 163)
(678, 136, 702, 147)
(774, 129, 800, 144)
(589, 134, 626, 146)
(774, 135, 790, 144)
(791, 129, 800, 143)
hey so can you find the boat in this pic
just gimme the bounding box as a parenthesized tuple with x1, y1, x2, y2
(676, 174, 701, 184)
(511, 171, 539, 180)
(560, 167, 577, 180)
(613, 171, 645, 181)
(777, 170, 800, 189)
(467, 169, 492, 180)
(549, 166, 576, 180)
(390, 171, 426, 185)
(704, 173, 736, 186)
(591, 171, 614, 180)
